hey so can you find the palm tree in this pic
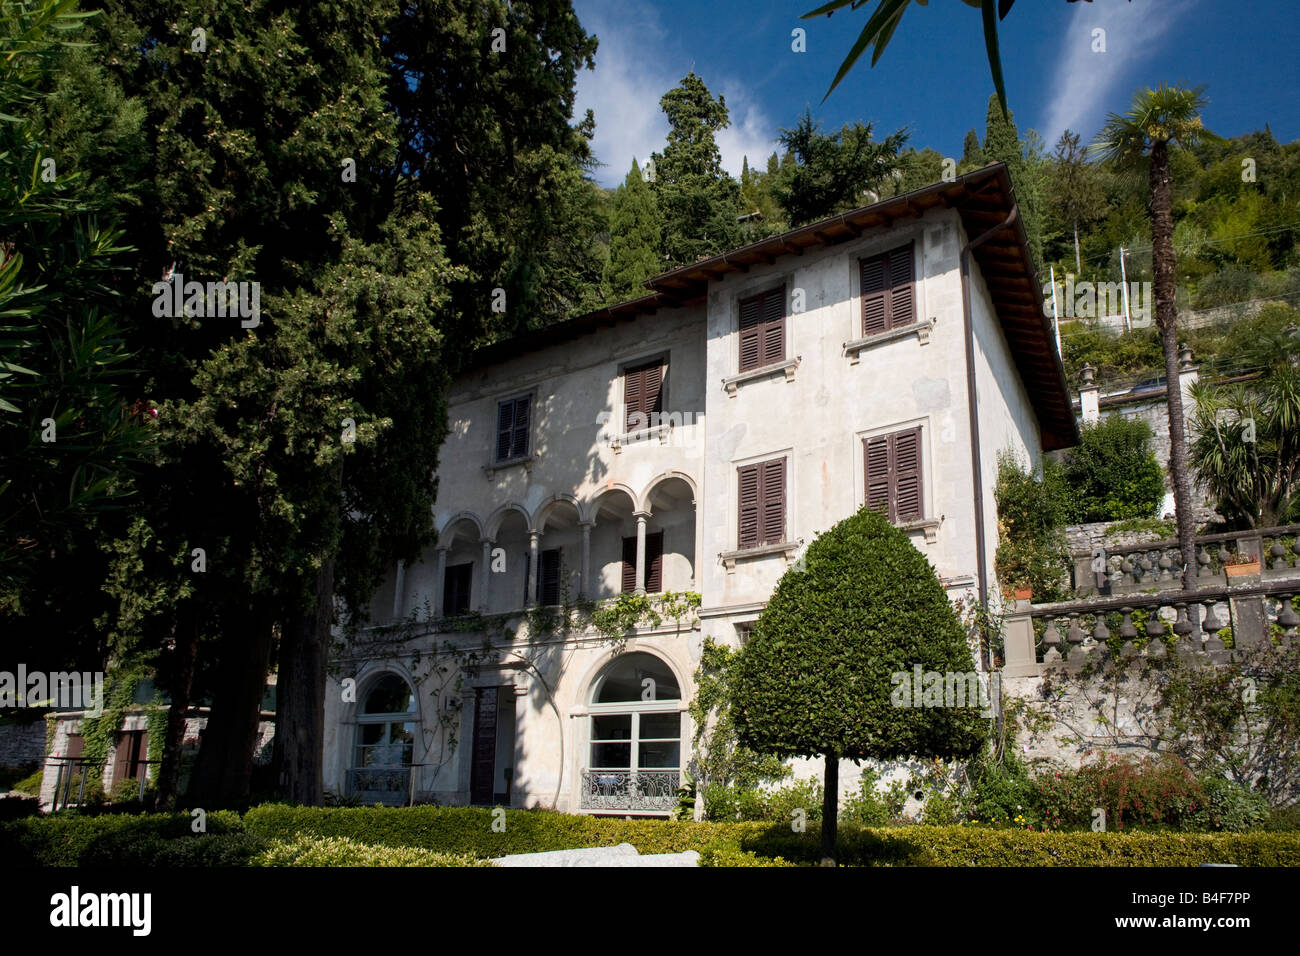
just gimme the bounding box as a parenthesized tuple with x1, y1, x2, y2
(1091, 84, 1213, 590)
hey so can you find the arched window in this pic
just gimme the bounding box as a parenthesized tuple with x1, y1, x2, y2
(582, 652, 681, 813)
(354, 675, 416, 772)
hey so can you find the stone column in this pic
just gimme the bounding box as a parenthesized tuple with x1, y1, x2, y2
(393, 559, 407, 621)
(479, 539, 493, 612)
(1001, 599, 1040, 677)
(1178, 343, 1199, 428)
(579, 522, 593, 599)
(634, 512, 649, 595)
(527, 531, 540, 607)
(1078, 363, 1100, 424)
(431, 554, 447, 621)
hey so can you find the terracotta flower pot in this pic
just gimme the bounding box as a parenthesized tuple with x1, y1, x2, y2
(1013, 586, 1033, 601)
(1225, 561, 1261, 577)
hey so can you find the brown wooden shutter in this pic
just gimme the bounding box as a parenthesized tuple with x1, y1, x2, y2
(645, 531, 664, 593)
(861, 254, 889, 336)
(496, 400, 515, 461)
(738, 296, 762, 371)
(643, 361, 663, 423)
(893, 427, 923, 520)
(540, 549, 561, 605)
(760, 458, 785, 545)
(623, 366, 643, 432)
(621, 536, 637, 593)
(864, 428, 923, 522)
(865, 435, 892, 518)
(510, 396, 530, 458)
(737, 464, 760, 549)
(889, 243, 915, 329)
(624, 359, 664, 432)
(761, 286, 785, 366)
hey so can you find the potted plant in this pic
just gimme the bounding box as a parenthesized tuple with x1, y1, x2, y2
(1010, 583, 1033, 602)
(1223, 551, 1261, 577)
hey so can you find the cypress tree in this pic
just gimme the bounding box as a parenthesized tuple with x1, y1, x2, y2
(604, 158, 662, 300)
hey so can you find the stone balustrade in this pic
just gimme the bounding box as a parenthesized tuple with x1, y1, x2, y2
(1069, 524, 1300, 597)
(1003, 576, 1300, 678)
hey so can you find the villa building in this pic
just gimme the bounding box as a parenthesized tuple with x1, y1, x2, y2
(321, 163, 1077, 813)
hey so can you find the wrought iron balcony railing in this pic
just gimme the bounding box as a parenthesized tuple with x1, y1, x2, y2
(579, 769, 679, 812)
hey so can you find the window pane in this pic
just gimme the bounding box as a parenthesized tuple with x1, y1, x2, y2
(638, 713, 681, 740)
(594, 652, 680, 703)
(590, 742, 631, 769)
(638, 741, 680, 769)
(591, 714, 632, 740)
(359, 723, 385, 746)
(363, 675, 412, 714)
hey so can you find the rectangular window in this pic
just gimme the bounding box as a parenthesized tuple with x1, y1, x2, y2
(620, 531, 663, 593)
(738, 286, 785, 372)
(539, 548, 562, 605)
(495, 395, 532, 462)
(860, 242, 915, 336)
(623, 359, 665, 433)
(864, 426, 924, 522)
(443, 562, 473, 615)
(738, 457, 786, 549)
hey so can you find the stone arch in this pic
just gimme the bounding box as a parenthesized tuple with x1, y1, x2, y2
(582, 482, 638, 522)
(437, 511, 485, 545)
(485, 502, 532, 540)
(533, 492, 581, 532)
(638, 470, 698, 513)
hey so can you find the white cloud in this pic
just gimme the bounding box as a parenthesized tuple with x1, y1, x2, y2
(1039, 0, 1192, 149)
(573, 5, 777, 188)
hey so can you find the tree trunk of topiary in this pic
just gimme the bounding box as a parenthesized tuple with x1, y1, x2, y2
(1149, 140, 1198, 590)
(821, 751, 838, 865)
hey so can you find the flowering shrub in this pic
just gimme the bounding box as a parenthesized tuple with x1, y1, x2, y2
(1033, 754, 1206, 831)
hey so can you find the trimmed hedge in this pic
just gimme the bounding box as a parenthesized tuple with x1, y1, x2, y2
(256, 836, 492, 867)
(0, 810, 243, 866)
(6, 805, 1300, 866)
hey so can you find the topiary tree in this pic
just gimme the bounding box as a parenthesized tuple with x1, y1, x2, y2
(734, 506, 989, 864)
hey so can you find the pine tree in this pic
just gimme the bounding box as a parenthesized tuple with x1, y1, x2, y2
(604, 159, 662, 300)
(650, 73, 742, 266)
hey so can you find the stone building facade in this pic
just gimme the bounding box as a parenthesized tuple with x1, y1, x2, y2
(322, 164, 1076, 813)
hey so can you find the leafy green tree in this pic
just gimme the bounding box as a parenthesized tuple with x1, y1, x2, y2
(771, 109, 907, 225)
(1189, 314, 1300, 528)
(1048, 130, 1105, 273)
(604, 159, 662, 300)
(686, 638, 792, 820)
(0, 0, 146, 662)
(1062, 417, 1166, 523)
(735, 506, 988, 863)
(993, 452, 1071, 603)
(887, 146, 946, 196)
(1092, 83, 1216, 590)
(384, 0, 603, 335)
(649, 73, 742, 266)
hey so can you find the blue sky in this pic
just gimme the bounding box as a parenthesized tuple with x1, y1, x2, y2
(572, 0, 1300, 188)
